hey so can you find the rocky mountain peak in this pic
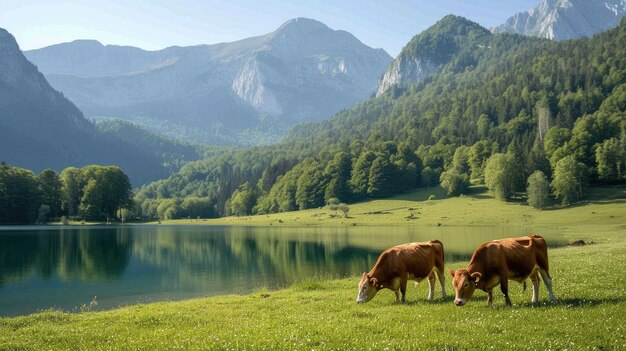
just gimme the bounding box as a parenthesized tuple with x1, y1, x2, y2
(0, 28, 20, 54)
(265, 17, 367, 58)
(232, 18, 392, 119)
(376, 15, 490, 96)
(492, 0, 626, 40)
(273, 17, 332, 36)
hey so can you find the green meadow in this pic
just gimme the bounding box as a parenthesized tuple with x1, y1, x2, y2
(163, 185, 626, 228)
(2, 186, 625, 350)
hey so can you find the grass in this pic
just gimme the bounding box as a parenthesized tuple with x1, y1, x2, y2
(1, 226, 624, 350)
(162, 185, 626, 228)
(2, 185, 625, 350)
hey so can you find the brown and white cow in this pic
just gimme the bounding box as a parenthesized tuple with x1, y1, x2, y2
(449, 235, 556, 307)
(356, 240, 446, 304)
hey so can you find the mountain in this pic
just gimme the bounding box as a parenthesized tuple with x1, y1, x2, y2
(135, 16, 626, 218)
(0, 28, 200, 186)
(377, 15, 491, 96)
(492, 0, 626, 40)
(25, 18, 392, 145)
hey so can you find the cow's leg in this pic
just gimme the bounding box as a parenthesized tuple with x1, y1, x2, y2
(500, 277, 512, 306)
(531, 272, 540, 303)
(427, 272, 435, 301)
(539, 268, 556, 303)
(395, 289, 401, 302)
(436, 267, 447, 299)
(487, 290, 493, 305)
(400, 273, 408, 303)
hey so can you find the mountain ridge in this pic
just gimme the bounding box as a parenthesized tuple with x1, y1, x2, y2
(25, 18, 392, 144)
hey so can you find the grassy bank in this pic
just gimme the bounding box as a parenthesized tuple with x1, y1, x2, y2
(2, 187, 625, 350)
(162, 185, 626, 227)
(1, 224, 624, 350)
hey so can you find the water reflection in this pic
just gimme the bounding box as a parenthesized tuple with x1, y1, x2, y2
(0, 225, 565, 316)
(0, 228, 132, 286)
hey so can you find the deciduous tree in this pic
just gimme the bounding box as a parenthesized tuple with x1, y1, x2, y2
(484, 153, 519, 201)
(551, 156, 587, 205)
(527, 171, 550, 209)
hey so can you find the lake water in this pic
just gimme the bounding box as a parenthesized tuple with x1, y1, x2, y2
(0, 224, 568, 316)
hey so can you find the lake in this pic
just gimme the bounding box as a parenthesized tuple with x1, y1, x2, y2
(0, 224, 568, 316)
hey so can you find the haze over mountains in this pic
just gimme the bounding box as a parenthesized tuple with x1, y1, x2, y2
(0, 27, 200, 185)
(25, 18, 392, 145)
(493, 0, 626, 40)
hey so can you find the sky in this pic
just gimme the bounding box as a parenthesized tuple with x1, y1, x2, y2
(0, 0, 539, 56)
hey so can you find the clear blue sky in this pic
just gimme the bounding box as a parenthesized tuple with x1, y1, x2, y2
(0, 0, 539, 56)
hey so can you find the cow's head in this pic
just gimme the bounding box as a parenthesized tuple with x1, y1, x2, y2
(356, 273, 381, 303)
(449, 269, 481, 307)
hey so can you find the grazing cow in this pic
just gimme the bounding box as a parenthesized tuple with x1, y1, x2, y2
(449, 235, 556, 307)
(356, 240, 446, 304)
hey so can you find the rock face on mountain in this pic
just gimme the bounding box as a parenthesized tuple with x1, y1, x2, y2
(25, 18, 392, 144)
(376, 54, 439, 97)
(377, 15, 491, 97)
(492, 0, 626, 40)
(0, 28, 192, 185)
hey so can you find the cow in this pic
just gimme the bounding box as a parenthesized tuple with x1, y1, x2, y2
(449, 235, 556, 307)
(356, 240, 446, 304)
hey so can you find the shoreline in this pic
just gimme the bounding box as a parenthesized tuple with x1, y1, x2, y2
(3, 184, 624, 229)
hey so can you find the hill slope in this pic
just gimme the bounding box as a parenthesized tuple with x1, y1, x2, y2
(25, 18, 392, 145)
(0, 28, 201, 185)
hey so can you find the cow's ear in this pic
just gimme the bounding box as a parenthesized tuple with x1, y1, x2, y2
(370, 277, 378, 286)
(471, 272, 482, 283)
(448, 269, 456, 278)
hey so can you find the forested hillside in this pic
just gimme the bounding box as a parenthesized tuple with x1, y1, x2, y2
(95, 119, 205, 175)
(135, 16, 626, 220)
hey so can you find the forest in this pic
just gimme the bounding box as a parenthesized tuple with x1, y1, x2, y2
(0, 164, 134, 224)
(129, 17, 626, 220)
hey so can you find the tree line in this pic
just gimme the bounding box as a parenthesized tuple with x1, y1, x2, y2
(0, 163, 133, 224)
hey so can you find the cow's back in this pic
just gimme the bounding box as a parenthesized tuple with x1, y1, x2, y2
(395, 241, 442, 278)
(472, 235, 548, 277)
(374, 241, 442, 279)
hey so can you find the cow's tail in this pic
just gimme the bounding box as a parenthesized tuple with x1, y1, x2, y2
(523, 280, 527, 292)
(529, 234, 546, 247)
(429, 239, 444, 248)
